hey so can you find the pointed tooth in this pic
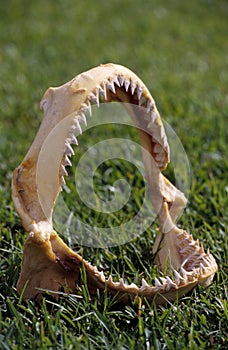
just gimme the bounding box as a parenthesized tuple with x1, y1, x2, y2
(141, 278, 149, 288)
(68, 134, 78, 146)
(107, 275, 114, 285)
(139, 95, 147, 106)
(64, 143, 74, 156)
(166, 276, 177, 288)
(124, 80, 130, 91)
(81, 102, 92, 117)
(160, 277, 167, 285)
(80, 113, 87, 126)
(150, 109, 157, 123)
(118, 76, 125, 86)
(99, 85, 107, 100)
(119, 278, 125, 287)
(113, 76, 120, 87)
(174, 270, 184, 284)
(64, 155, 72, 167)
(147, 99, 153, 113)
(130, 81, 137, 95)
(61, 176, 66, 185)
(60, 165, 68, 177)
(75, 120, 82, 134)
(137, 86, 144, 100)
(107, 81, 116, 94)
(154, 277, 162, 287)
(89, 91, 100, 106)
(180, 267, 188, 281)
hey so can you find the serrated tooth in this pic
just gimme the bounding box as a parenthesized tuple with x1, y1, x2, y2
(154, 277, 162, 287)
(64, 142, 74, 156)
(60, 165, 68, 177)
(80, 113, 87, 126)
(131, 81, 137, 95)
(137, 86, 144, 100)
(118, 76, 125, 86)
(63, 155, 72, 167)
(124, 79, 130, 91)
(107, 81, 116, 94)
(141, 278, 149, 288)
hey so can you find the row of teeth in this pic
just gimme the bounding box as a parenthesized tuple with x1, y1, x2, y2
(60, 74, 169, 181)
(84, 257, 215, 294)
(177, 230, 217, 271)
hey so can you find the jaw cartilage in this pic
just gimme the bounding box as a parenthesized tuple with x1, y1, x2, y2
(12, 63, 217, 304)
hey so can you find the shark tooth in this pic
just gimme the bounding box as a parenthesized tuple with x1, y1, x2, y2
(107, 81, 116, 94)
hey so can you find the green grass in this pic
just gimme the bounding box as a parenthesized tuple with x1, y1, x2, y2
(0, 0, 227, 349)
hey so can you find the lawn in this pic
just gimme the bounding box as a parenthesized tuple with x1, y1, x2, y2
(0, 0, 227, 349)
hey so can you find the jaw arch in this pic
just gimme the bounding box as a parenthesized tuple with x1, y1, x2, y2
(12, 63, 217, 303)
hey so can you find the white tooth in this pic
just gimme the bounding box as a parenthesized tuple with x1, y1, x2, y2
(74, 120, 82, 134)
(131, 81, 136, 95)
(160, 277, 167, 285)
(64, 143, 74, 156)
(154, 277, 162, 287)
(174, 270, 184, 284)
(80, 113, 87, 126)
(60, 165, 68, 177)
(89, 91, 100, 106)
(99, 83, 107, 100)
(113, 76, 120, 87)
(150, 110, 157, 123)
(180, 267, 188, 281)
(118, 76, 125, 86)
(166, 276, 176, 288)
(107, 81, 115, 94)
(147, 100, 153, 113)
(139, 95, 146, 106)
(107, 275, 113, 284)
(141, 278, 149, 287)
(124, 80, 130, 91)
(68, 134, 78, 145)
(119, 278, 125, 287)
(137, 86, 144, 100)
(61, 176, 66, 185)
(128, 283, 138, 290)
(81, 102, 92, 116)
(64, 155, 72, 167)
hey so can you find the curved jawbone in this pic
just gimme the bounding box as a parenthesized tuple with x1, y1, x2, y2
(12, 63, 217, 304)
